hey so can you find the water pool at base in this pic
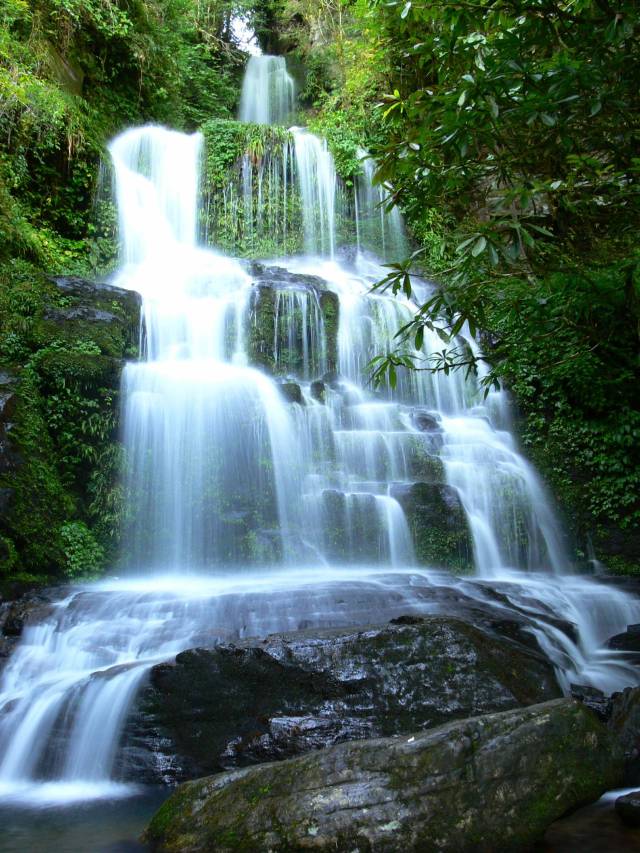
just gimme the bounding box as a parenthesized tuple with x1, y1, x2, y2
(0, 787, 167, 853)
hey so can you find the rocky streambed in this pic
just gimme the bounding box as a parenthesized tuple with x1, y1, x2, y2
(2, 582, 640, 851)
(123, 606, 639, 851)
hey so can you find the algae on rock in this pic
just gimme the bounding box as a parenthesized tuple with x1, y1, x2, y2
(145, 699, 623, 853)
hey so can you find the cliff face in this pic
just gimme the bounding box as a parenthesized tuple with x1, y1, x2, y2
(0, 270, 141, 586)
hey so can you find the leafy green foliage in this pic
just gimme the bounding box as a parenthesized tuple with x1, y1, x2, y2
(59, 520, 105, 578)
(0, 259, 137, 579)
(0, 0, 246, 272)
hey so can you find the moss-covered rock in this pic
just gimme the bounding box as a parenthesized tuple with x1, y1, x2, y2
(144, 699, 623, 853)
(245, 267, 339, 378)
(279, 381, 304, 405)
(392, 481, 474, 573)
(0, 270, 141, 583)
(45, 276, 140, 358)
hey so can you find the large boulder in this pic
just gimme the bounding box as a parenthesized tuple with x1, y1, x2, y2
(126, 615, 560, 782)
(145, 699, 623, 853)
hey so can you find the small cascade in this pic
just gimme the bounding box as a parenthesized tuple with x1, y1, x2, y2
(272, 287, 327, 378)
(354, 149, 408, 260)
(291, 128, 337, 257)
(110, 126, 303, 572)
(238, 55, 295, 126)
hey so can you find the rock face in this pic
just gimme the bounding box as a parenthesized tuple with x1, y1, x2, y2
(392, 482, 474, 572)
(0, 586, 62, 659)
(245, 267, 339, 376)
(609, 686, 640, 784)
(47, 276, 141, 358)
(0, 274, 141, 580)
(144, 699, 623, 853)
(126, 615, 560, 783)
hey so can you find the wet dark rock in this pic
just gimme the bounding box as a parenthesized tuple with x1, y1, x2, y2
(616, 791, 640, 827)
(0, 588, 57, 637)
(248, 263, 329, 292)
(246, 280, 339, 376)
(48, 276, 141, 357)
(145, 699, 622, 853)
(609, 686, 640, 784)
(128, 615, 560, 783)
(279, 381, 304, 405)
(0, 587, 60, 660)
(50, 275, 138, 303)
(310, 380, 325, 403)
(411, 408, 442, 433)
(609, 623, 640, 660)
(571, 683, 612, 721)
(392, 481, 474, 572)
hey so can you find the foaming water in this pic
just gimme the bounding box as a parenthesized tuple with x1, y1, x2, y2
(0, 781, 138, 807)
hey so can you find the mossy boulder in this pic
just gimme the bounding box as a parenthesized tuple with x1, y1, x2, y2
(392, 482, 474, 572)
(245, 267, 339, 377)
(145, 699, 623, 853)
(128, 615, 560, 782)
(45, 276, 141, 358)
(0, 272, 142, 582)
(279, 381, 304, 405)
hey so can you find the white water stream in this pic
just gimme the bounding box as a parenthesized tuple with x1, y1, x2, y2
(0, 56, 639, 807)
(239, 54, 295, 126)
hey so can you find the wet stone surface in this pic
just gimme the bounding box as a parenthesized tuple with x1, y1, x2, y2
(144, 699, 623, 853)
(125, 614, 560, 783)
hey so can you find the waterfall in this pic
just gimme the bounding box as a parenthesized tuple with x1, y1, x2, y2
(0, 54, 639, 808)
(354, 148, 407, 260)
(238, 55, 295, 126)
(291, 128, 337, 257)
(110, 127, 301, 571)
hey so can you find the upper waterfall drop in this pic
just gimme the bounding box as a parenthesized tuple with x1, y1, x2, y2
(238, 54, 295, 125)
(110, 126, 202, 266)
(291, 128, 337, 257)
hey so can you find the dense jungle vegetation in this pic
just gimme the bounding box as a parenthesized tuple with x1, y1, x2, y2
(0, 0, 638, 581)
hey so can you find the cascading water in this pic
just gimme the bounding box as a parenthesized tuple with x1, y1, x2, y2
(238, 54, 295, 126)
(0, 55, 639, 812)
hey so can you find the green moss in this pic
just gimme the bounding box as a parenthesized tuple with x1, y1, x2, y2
(201, 119, 301, 259)
(319, 290, 339, 374)
(246, 285, 277, 372)
(396, 483, 474, 573)
(0, 262, 139, 581)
